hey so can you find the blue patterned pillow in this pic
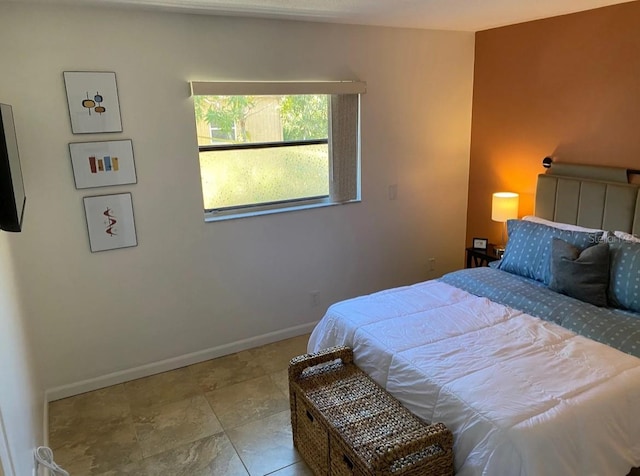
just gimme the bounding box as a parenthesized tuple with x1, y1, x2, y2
(498, 220, 603, 284)
(608, 240, 640, 312)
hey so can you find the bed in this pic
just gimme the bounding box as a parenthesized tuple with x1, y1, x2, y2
(308, 163, 640, 476)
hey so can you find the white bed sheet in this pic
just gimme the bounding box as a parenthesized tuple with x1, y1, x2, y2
(308, 280, 640, 476)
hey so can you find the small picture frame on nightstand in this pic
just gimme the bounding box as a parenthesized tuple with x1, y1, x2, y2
(472, 237, 488, 250)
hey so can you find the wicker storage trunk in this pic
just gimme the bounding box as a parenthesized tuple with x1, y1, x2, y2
(289, 346, 454, 476)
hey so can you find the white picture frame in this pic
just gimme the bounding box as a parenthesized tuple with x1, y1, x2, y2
(83, 193, 137, 252)
(70, 140, 137, 189)
(64, 71, 122, 134)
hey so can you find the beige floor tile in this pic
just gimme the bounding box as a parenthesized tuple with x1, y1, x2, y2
(227, 410, 300, 476)
(123, 366, 201, 410)
(249, 335, 310, 374)
(267, 461, 314, 476)
(190, 350, 266, 392)
(144, 433, 249, 476)
(49, 385, 131, 450)
(269, 369, 290, 398)
(48, 336, 318, 475)
(53, 420, 143, 476)
(94, 458, 151, 476)
(205, 375, 289, 430)
(132, 394, 224, 458)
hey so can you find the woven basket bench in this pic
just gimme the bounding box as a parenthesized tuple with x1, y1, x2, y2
(289, 346, 454, 476)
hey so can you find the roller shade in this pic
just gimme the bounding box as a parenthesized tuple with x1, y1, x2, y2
(190, 81, 366, 96)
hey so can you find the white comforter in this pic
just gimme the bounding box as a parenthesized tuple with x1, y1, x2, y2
(308, 280, 640, 476)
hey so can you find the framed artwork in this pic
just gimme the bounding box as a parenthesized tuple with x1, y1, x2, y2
(64, 71, 122, 134)
(472, 237, 488, 250)
(70, 140, 136, 189)
(83, 193, 137, 252)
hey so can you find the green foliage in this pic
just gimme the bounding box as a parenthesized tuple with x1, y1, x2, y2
(194, 95, 256, 142)
(194, 94, 328, 144)
(280, 95, 328, 141)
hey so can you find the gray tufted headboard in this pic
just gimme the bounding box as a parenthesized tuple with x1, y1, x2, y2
(534, 163, 640, 235)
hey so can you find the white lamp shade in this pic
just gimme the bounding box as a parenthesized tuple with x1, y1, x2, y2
(492, 192, 519, 222)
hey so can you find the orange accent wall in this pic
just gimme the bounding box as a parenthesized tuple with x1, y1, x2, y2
(467, 1, 640, 246)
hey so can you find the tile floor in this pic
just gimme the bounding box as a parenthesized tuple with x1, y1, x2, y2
(48, 334, 314, 476)
(46, 333, 640, 476)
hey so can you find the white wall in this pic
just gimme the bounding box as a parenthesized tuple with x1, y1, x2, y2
(0, 3, 474, 398)
(0, 233, 42, 476)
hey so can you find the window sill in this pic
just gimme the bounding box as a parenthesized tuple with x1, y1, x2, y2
(204, 198, 360, 222)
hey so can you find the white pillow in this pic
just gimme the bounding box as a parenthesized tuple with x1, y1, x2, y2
(522, 215, 605, 234)
(613, 230, 640, 243)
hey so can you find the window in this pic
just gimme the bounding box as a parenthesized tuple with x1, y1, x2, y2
(208, 123, 235, 142)
(190, 81, 365, 220)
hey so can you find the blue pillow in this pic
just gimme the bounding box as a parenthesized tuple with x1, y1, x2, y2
(498, 220, 603, 284)
(608, 240, 640, 313)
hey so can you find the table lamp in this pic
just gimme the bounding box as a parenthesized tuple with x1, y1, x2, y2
(492, 192, 519, 256)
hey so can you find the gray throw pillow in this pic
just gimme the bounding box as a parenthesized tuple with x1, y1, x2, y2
(549, 238, 610, 307)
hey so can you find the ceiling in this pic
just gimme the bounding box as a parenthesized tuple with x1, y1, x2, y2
(6, 0, 635, 31)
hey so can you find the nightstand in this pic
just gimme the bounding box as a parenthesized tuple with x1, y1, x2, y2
(465, 245, 501, 268)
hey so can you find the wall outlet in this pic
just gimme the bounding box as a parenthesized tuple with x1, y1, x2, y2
(428, 258, 436, 271)
(388, 184, 398, 200)
(310, 291, 320, 308)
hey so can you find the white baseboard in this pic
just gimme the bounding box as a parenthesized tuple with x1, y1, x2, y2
(44, 321, 318, 402)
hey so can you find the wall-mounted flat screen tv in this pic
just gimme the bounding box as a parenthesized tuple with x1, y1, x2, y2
(0, 103, 26, 232)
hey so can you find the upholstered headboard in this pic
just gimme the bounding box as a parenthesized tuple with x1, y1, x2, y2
(534, 163, 640, 235)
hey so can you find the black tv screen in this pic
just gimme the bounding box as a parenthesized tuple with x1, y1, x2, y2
(0, 104, 26, 232)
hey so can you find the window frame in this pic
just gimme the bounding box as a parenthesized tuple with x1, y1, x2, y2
(190, 82, 365, 221)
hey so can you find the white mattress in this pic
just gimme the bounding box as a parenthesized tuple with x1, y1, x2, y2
(308, 280, 640, 476)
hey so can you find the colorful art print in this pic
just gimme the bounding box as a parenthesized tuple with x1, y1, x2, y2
(70, 140, 137, 189)
(83, 193, 137, 252)
(64, 71, 122, 134)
